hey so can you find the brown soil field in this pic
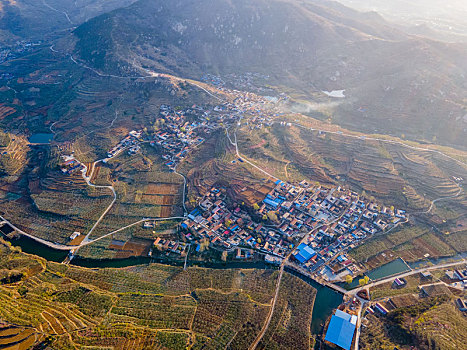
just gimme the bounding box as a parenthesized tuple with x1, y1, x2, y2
(113, 238, 152, 258)
(141, 194, 175, 205)
(145, 183, 179, 195)
(68, 235, 86, 246)
(41, 311, 66, 335)
(160, 206, 174, 217)
(0, 104, 16, 120)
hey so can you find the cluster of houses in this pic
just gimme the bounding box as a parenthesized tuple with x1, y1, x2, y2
(258, 180, 405, 273)
(0, 40, 42, 65)
(180, 186, 293, 258)
(106, 130, 142, 159)
(60, 155, 84, 175)
(151, 105, 210, 170)
(174, 177, 404, 274)
(152, 237, 189, 256)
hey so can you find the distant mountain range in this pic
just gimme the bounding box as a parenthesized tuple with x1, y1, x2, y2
(2, 0, 466, 148)
(70, 0, 467, 148)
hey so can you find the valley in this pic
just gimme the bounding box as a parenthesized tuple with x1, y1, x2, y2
(0, 0, 466, 349)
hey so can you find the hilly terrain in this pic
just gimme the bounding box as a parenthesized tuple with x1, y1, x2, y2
(71, 0, 467, 148)
(0, 0, 137, 43)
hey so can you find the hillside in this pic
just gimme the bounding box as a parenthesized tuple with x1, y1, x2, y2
(0, 238, 317, 349)
(0, 0, 137, 43)
(71, 0, 467, 148)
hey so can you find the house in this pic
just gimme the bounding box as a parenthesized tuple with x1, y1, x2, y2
(393, 278, 406, 287)
(69, 232, 80, 241)
(420, 271, 432, 280)
(374, 302, 389, 315)
(456, 298, 467, 311)
(324, 310, 356, 350)
(293, 243, 316, 264)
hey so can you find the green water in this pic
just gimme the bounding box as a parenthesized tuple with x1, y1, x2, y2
(9, 235, 68, 262)
(366, 257, 411, 281)
(29, 133, 54, 144)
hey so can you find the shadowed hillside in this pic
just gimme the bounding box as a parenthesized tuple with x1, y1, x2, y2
(72, 0, 467, 148)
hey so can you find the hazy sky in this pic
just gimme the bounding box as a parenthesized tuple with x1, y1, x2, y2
(337, 0, 467, 18)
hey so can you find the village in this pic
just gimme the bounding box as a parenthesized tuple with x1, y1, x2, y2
(52, 78, 412, 286)
(177, 178, 406, 281)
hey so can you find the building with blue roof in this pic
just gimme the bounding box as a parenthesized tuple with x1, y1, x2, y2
(324, 310, 356, 350)
(263, 197, 280, 209)
(293, 243, 316, 264)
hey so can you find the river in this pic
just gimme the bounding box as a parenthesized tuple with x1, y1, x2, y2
(285, 267, 343, 335)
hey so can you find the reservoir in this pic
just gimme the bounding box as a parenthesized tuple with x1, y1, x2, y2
(29, 133, 54, 144)
(338, 257, 412, 290)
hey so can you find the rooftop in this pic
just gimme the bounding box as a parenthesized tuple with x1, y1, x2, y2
(324, 310, 356, 350)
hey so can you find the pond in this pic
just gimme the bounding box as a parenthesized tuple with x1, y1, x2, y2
(28, 133, 54, 144)
(366, 257, 411, 281)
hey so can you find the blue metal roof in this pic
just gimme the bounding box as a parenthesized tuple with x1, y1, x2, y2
(263, 198, 279, 208)
(294, 244, 316, 264)
(324, 313, 356, 350)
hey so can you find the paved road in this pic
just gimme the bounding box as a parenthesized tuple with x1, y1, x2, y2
(0, 216, 184, 251)
(411, 183, 464, 215)
(349, 258, 466, 295)
(79, 160, 117, 242)
(249, 205, 350, 349)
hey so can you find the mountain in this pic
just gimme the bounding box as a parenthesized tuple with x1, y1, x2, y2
(337, 0, 467, 41)
(70, 0, 467, 148)
(0, 0, 137, 43)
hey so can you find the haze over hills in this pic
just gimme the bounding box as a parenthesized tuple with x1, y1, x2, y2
(71, 0, 467, 148)
(0, 1, 467, 349)
(0, 0, 137, 43)
(337, 0, 467, 42)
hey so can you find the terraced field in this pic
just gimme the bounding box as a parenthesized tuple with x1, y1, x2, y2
(0, 324, 38, 350)
(238, 122, 467, 231)
(0, 238, 316, 349)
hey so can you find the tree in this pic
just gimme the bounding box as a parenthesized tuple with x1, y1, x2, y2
(253, 203, 260, 211)
(359, 276, 369, 286)
(267, 211, 278, 222)
(345, 275, 353, 284)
